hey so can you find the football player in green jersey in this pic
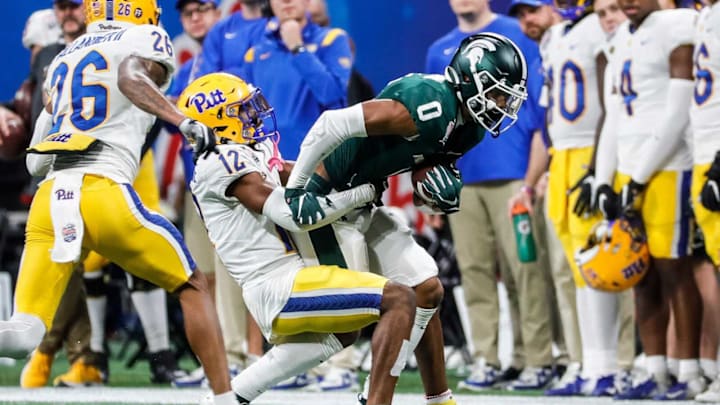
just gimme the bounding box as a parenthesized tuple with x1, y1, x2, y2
(284, 33, 528, 405)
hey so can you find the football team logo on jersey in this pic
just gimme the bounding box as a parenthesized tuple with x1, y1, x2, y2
(189, 89, 227, 114)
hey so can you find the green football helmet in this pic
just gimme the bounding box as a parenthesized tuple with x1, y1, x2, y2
(445, 33, 528, 136)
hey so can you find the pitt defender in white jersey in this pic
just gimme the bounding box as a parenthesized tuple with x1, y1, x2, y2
(595, 2, 702, 399)
(604, 9, 696, 257)
(542, 12, 605, 278)
(42, 24, 174, 184)
(691, 1, 720, 266)
(182, 73, 414, 405)
(542, 4, 629, 395)
(2, 2, 243, 404)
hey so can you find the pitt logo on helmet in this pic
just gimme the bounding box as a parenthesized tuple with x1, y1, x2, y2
(189, 90, 227, 114)
(178, 73, 280, 146)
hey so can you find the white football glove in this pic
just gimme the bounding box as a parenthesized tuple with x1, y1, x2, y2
(179, 118, 217, 159)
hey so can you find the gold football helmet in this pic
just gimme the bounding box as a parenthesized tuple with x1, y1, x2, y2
(85, 0, 161, 27)
(178, 73, 279, 145)
(575, 214, 650, 292)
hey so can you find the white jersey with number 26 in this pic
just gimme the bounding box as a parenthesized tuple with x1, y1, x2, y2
(43, 24, 176, 184)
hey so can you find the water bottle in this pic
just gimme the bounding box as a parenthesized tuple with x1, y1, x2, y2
(511, 202, 537, 263)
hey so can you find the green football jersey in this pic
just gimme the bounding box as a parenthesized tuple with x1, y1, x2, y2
(322, 74, 485, 190)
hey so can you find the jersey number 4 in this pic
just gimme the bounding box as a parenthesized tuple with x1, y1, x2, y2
(49, 50, 109, 134)
(620, 60, 638, 116)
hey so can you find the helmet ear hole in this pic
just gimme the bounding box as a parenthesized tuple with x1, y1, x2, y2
(444, 66, 460, 86)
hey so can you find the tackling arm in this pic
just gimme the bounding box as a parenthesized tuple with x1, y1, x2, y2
(227, 171, 376, 232)
(118, 56, 185, 127)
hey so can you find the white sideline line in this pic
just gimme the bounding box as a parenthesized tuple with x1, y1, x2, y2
(0, 388, 691, 404)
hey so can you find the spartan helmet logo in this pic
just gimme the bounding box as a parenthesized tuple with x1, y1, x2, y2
(462, 39, 497, 74)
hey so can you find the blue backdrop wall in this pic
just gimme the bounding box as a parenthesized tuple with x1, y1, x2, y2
(2, 0, 512, 100)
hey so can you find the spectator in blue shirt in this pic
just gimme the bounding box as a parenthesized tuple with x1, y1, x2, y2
(195, 0, 269, 79)
(167, 0, 222, 99)
(426, 0, 555, 392)
(240, 0, 352, 160)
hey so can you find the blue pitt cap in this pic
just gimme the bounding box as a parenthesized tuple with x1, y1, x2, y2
(53, 0, 83, 4)
(176, 0, 218, 10)
(508, 0, 553, 16)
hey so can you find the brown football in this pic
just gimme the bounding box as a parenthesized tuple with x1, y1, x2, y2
(0, 111, 30, 161)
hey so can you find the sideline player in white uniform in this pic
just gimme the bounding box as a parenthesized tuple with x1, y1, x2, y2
(690, 0, 720, 401)
(180, 73, 415, 405)
(0, 2, 241, 404)
(594, 0, 703, 398)
(540, 0, 632, 395)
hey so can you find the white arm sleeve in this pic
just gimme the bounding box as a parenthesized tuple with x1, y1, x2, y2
(594, 92, 620, 187)
(631, 79, 693, 184)
(26, 109, 54, 177)
(286, 104, 368, 189)
(262, 184, 376, 232)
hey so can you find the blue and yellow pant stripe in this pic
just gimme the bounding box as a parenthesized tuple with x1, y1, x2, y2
(272, 265, 387, 337)
(15, 173, 195, 329)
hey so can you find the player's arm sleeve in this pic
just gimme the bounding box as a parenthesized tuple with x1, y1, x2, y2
(290, 29, 352, 107)
(631, 13, 695, 183)
(262, 183, 375, 232)
(286, 103, 367, 188)
(26, 109, 54, 177)
(594, 90, 620, 186)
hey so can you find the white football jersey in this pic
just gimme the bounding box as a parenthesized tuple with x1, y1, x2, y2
(191, 142, 304, 339)
(542, 14, 606, 149)
(43, 24, 176, 184)
(609, 9, 696, 174)
(690, 2, 720, 164)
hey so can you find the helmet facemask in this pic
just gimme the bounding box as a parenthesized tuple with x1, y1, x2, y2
(225, 88, 279, 145)
(463, 70, 527, 137)
(444, 33, 528, 138)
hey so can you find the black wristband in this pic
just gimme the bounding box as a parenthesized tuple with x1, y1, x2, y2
(291, 44, 306, 55)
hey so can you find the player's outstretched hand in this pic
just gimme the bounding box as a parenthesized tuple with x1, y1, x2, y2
(568, 168, 595, 217)
(285, 188, 326, 225)
(179, 118, 218, 160)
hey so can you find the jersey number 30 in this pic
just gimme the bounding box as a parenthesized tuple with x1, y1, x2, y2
(49, 50, 109, 134)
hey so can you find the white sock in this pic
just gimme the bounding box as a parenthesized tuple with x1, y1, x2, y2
(678, 359, 700, 382)
(232, 334, 342, 401)
(407, 307, 438, 360)
(86, 295, 107, 353)
(426, 389, 453, 404)
(667, 357, 679, 378)
(0, 313, 46, 358)
(701, 358, 717, 380)
(213, 391, 238, 405)
(576, 287, 620, 377)
(131, 288, 169, 353)
(645, 355, 669, 384)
